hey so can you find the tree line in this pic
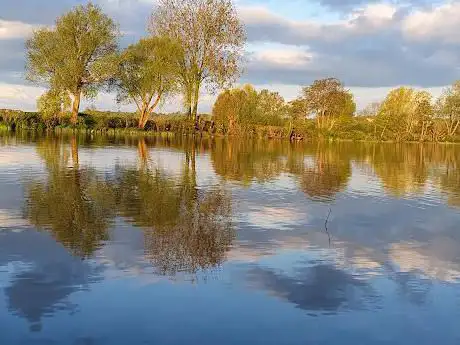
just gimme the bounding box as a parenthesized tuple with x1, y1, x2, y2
(213, 78, 460, 142)
(25, 0, 245, 128)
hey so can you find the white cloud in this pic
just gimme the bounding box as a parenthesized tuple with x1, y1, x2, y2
(0, 0, 458, 112)
(347, 3, 397, 31)
(0, 83, 44, 110)
(239, 6, 284, 26)
(240, 2, 399, 45)
(0, 20, 35, 40)
(249, 44, 313, 68)
(403, 2, 460, 44)
(350, 3, 396, 21)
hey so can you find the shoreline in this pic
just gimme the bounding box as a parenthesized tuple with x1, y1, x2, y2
(1, 126, 459, 144)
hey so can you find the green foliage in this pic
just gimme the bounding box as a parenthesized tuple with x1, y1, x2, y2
(150, 0, 246, 119)
(436, 81, 460, 138)
(300, 78, 356, 131)
(117, 36, 180, 128)
(0, 109, 25, 127)
(213, 85, 288, 134)
(376, 87, 434, 141)
(25, 3, 119, 123)
(37, 90, 71, 127)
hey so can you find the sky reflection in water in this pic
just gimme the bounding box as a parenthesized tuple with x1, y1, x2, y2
(0, 133, 460, 345)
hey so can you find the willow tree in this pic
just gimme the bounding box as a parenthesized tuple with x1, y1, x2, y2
(117, 37, 180, 129)
(149, 0, 246, 121)
(25, 3, 119, 125)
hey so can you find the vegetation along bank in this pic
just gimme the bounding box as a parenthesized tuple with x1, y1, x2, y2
(1, 0, 459, 142)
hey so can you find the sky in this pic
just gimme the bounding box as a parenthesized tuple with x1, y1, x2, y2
(1, 0, 460, 112)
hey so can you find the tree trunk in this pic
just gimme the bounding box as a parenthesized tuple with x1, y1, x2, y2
(192, 81, 200, 123)
(185, 85, 192, 119)
(380, 125, 387, 140)
(451, 120, 460, 137)
(420, 122, 425, 142)
(138, 107, 148, 129)
(328, 118, 336, 131)
(71, 91, 81, 126)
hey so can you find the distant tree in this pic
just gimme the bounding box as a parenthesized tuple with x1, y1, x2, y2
(149, 0, 246, 121)
(414, 91, 433, 141)
(213, 85, 287, 132)
(436, 81, 460, 138)
(213, 88, 248, 133)
(26, 3, 119, 125)
(377, 87, 433, 141)
(358, 102, 382, 118)
(301, 78, 356, 130)
(213, 85, 256, 133)
(288, 98, 308, 121)
(37, 90, 71, 126)
(256, 89, 287, 126)
(116, 37, 180, 129)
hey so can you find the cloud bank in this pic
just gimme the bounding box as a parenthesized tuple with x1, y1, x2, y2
(0, 0, 459, 111)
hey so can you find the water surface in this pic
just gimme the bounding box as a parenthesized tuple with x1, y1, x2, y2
(1, 133, 460, 344)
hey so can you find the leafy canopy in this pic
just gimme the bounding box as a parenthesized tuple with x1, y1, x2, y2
(116, 37, 180, 113)
(26, 2, 119, 97)
(149, 0, 246, 116)
(37, 90, 71, 121)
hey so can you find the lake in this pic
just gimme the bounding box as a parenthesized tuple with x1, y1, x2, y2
(0, 132, 459, 345)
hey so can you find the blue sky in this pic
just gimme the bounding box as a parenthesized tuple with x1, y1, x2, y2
(1, 0, 459, 112)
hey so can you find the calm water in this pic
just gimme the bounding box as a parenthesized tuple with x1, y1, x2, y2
(0, 133, 460, 345)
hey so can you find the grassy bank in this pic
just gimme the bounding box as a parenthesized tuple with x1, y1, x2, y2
(1, 108, 459, 142)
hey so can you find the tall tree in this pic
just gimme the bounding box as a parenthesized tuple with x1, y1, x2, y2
(149, 0, 246, 121)
(116, 37, 180, 129)
(301, 78, 356, 131)
(25, 3, 119, 125)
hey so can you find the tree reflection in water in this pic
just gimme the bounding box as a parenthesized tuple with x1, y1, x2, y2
(298, 143, 352, 202)
(23, 135, 460, 273)
(211, 139, 285, 185)
(25, 136, 116, 258)
(117, 138, 235, 275)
